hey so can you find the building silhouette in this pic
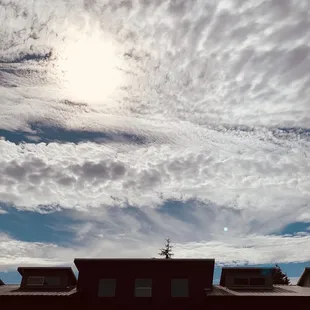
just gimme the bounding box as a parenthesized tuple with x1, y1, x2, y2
(1, 258, 310, 309)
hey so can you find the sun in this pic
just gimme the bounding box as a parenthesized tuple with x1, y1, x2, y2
(56, 32, 125, 104)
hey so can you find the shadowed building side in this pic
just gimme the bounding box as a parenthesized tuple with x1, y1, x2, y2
(1, 260, 310, 310)
(0, 267, 79, 310)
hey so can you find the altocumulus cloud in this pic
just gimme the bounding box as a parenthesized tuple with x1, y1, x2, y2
(0, 137, 309, 212)
(0, 0, 310, 270)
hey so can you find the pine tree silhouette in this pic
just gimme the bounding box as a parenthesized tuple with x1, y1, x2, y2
(158, 238, 174, 259)
(273, 264, 291, 285)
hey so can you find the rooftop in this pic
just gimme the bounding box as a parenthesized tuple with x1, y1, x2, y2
(212, 285, 310, 296)
(0, 284, 77, 296)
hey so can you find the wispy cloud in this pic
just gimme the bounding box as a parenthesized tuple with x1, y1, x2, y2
(1, 0, 310, 131)
(1, 229, 309, 272)
(0, 208, 8, 215)
(1, 0, 310, 271)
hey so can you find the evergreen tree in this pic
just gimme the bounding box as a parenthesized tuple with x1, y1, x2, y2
(159, 238, 174, 259)
(273, 264, 291, 285)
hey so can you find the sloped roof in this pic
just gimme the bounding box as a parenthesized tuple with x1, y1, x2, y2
(207, 286, 233, 296)
(0, 285, 77, 296)
(220, 267, 276, 286)
(297, 267, 310, 286)
(213, 285, 310, 296)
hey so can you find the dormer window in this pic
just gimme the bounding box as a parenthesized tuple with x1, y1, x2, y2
(250, 278, 265, 286)
(27, 276, 44, 286)
(234, 278, 248, 285)
(18, 267, 77, 291)
(220, 267, 275, 291)
(26, 276, 62, 287)
(233, 277, 266, 286)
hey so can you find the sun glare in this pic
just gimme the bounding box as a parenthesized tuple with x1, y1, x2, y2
(56, 34, 125, 104)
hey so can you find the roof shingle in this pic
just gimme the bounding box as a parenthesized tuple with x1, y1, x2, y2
(0, 285, 77, 296)
(213, 285, 310, 296)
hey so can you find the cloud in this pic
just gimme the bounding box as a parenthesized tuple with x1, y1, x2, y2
(1, 0, 310, 271)
(0, 0, 310, 133)
(0, 208, 8, 215)
(1, 228, 310, 272)
(0, 134, 309, 217)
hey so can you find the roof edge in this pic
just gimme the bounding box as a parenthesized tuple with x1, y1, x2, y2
(74, 258, 215, 271)
(17, 267, 77, 285)
(74, 258, 215, 261)
(297, 267, 310, 286)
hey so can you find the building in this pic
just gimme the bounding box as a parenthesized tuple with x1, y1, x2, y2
(0, 267, 78, 310)
(1, 258, 310, 310)
(75, 258, 214, 309)
(212, 267, 310, 309)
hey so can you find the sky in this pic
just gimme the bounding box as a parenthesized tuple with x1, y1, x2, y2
(0, 0, 310, 284)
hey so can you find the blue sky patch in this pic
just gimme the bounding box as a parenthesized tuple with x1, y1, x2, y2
(0, 203, 77, 246)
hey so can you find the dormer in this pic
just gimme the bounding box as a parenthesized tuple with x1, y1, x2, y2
(220, 267, 276, 290)
(297, 268, 310, 287)
(18, 267, 77, 291)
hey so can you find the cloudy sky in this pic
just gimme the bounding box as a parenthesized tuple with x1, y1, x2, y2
(0, 0, 309, 284)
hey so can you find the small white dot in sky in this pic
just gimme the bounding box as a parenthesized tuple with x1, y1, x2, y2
(224, 227, 228, 232)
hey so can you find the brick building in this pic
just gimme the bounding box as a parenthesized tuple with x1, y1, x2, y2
(1, 258, 310, 310)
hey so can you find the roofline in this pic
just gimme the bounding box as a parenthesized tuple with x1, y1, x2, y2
(297, 267, 310, 286)
(74, 258, 215, 272)
(221, 267, 275, 270)
(74, 258, 215, 261)
(17, 267, 74, 276)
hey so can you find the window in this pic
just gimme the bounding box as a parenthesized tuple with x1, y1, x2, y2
(135, 278, 152, 297)
(233, 278, 249, 285)
(171, 279, 189, 297)
(44, 276, 61, 286)
(26, 276, 62, 287)
(27, 276, 44, 286)
(98, 279, 116, 297)
(250, 278, 265, 286)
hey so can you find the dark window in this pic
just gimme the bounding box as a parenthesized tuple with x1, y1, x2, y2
(250, 278, 265, 285)
(233, 278, 249, 285)
(43, 276, 61, 286)
(135, 278, 152, 297)
(171, 279, 189, 297)
(27, 276, 44, 286)
(98, 279, 116, 297)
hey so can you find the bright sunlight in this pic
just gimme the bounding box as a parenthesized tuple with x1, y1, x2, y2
(56, 32, 125, 104)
